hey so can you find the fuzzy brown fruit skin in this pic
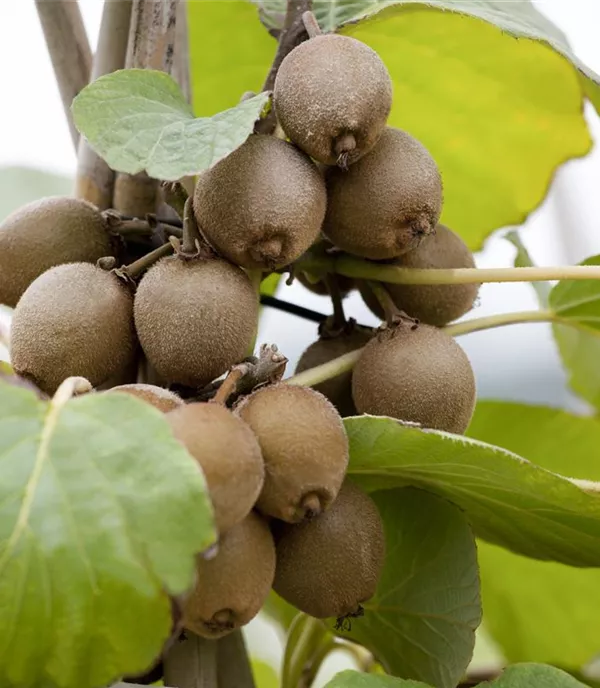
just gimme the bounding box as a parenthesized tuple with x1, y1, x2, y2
(193, 135, 326, 270)
(273, 479, 385, 619)
(352, 322, 476, 434)
(236, 383, 349, 523)
(134, 256, 258, 388)
(360, 224, 479, 327)
(295, 271, 355, 298)
(294, 327, 372, 417)
(182, 511, 276, 639)
(10, 263, 136, 395)
(167, 403, 264, 534)
(323, 127, 443, 260)
(109, 383, 184, 413)
(0, 196, 117, 307)
(274, 34, 392, 166)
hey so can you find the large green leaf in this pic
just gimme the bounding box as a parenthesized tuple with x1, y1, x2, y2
(0, 381, 215, 688)
(344, 415, 600, 566)
(480, 663, 591, 687)
(333, 489, 480, 688)
(188, 1, 276, 116)
(468, 402, 600, 668)
(325, 670, 432, 687)
(72, 69, 269, 180)
(227, 0, 598, 248)
(549, 256, 600, 410)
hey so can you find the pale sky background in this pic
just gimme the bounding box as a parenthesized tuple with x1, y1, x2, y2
(1, 1, 600, 682)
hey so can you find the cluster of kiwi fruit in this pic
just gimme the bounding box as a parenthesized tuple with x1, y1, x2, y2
(0, 20, 480, 663)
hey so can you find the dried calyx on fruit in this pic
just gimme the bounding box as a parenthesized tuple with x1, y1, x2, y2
(273, 479, 385, 621)
(323, 127, 443, 260)
(166, 402, 264, 535)
(235, 383, 349, 523)
(10, 262, 137, 395)
(295, 321, 373, 417)
(193, 135, 326, 270)
(360, 224, 479, 327)
(274, 34, 392, 167)
(352, 318, 476, 434)
(134, 254, 258, 388)
(0, 196, 118, 307)
(182, 511, 275, 639)
(108, 383, 184, 413)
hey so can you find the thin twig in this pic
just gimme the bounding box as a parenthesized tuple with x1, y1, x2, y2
(326, 275, 347, 331)
(295, 253, 600, 286)
(75, 0, 132, 209)
(302, 11, 322, 38)
(120, 242, 174, 280)
(35, 0, 92, 149)
(114, 0, 179, 217)
(216, 630, 256, 688)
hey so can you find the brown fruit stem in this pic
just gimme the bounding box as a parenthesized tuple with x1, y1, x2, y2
(121, 241, 174, 280)
(163, 631, 218, 688)
(365, 281, 404, 325)
(162, 180, 189, 220)
(103, 212, 184, 239)
(182, 196, 203, 255)
(302, 10, 322, 38)
(209, 344, 288, 406)
(325, 275, 347, 331)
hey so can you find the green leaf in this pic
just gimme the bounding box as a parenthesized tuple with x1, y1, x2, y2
(468, 402, 600, 668)
(332, 488, 480, 688)
(189, 2, 276, 116)
(324, 669, 433, 687)
(344, 415, 600, 566)
(243, 0, 597, 248)
(72, 69, 269, 181)
(480, 663, 590, 687)
(0, 381, 215, 688)
(505, 231, 550, 307)
(0, 167, 72, 222)
(549, 256, 600, 410)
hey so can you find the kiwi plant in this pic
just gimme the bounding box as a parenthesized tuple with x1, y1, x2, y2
(3, 13, 495, 684)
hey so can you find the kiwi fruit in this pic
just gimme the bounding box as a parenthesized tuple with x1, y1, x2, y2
(134, 256, 258, 388)
(193, 135, 326, 270)
(167, 402, 264, 534)
(236, 383, 348, 523)
(360, 224, 479, 326)
(109, 383, 184, 413)
(323, 127, 443, 260)
(182, 511, 276, 639)
(294, 325, 373, 417)
(273, 34, 393, 166)
(352, 321, 476, 434)
(273, 479, 385, 620)
(0, 196, 117, 307)
(10, 262, 136, 395)
(295, 271, 355, 298)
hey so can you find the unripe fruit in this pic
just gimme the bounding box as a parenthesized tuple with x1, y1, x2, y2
(182, 511, 276, 639)
(360, 224, 479, 326)
(352, 322, 476, 434)
(193, 135, 326, 270)
(167, 403, 264, 534)
(0, 196, 117, 307)
(109, 383, 184, 413)
(10, 263, 136, 395)
(273, 480, 385, 620)
(323, 127, 443, 260)
(134, 256, 258, 388)
(295, 326, 373, 416)
(236, 384, 349, 523)
(274, 35, 393, 166)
